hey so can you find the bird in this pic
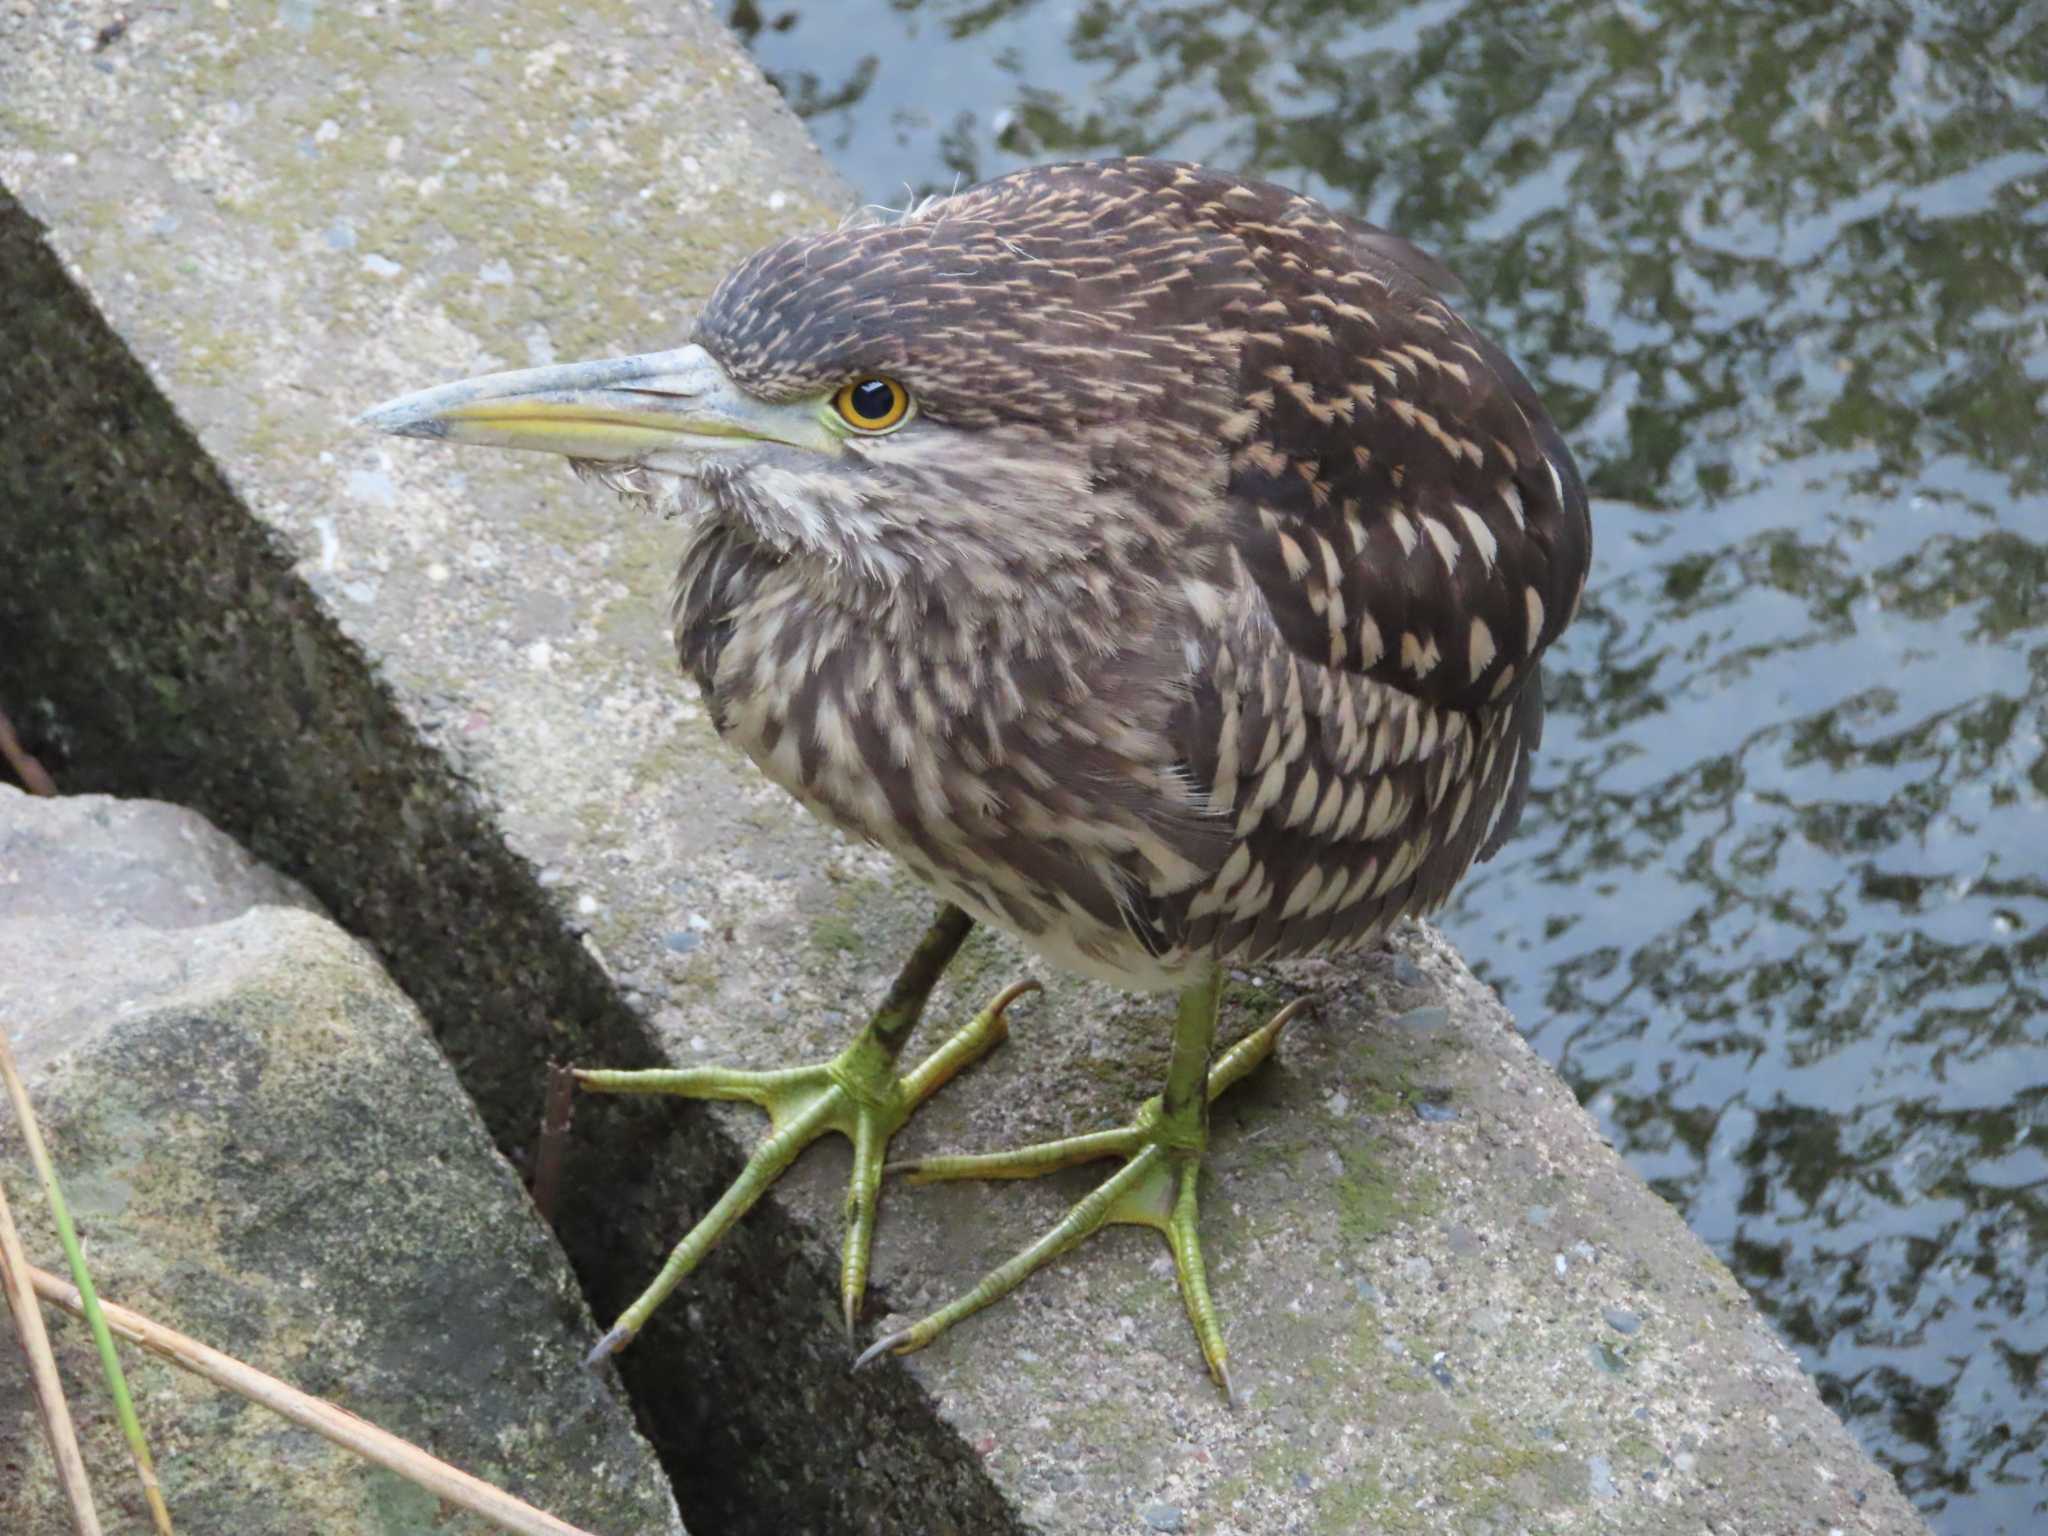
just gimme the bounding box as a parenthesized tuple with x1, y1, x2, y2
(359, 156, 1592, 1397)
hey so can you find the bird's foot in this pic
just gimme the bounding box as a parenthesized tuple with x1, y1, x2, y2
(860, 995, 1312, 1398)
(576, 977, 1035, 1362)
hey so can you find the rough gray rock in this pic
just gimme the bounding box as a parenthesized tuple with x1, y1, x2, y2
(0, 787, 685, 1536)
(0, 4, 1930, 1533)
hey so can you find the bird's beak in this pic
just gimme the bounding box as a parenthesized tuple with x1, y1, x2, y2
(355, 342, 840, 460)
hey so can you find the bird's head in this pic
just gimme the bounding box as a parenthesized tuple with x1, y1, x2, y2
(359, 160, 1273, 590)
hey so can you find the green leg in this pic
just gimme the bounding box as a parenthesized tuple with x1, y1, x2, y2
(858, 970, 1310, 1398)
(577, 903, 1031, 1362)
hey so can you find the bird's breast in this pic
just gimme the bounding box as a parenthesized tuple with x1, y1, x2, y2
(681, 545, 1222, 987)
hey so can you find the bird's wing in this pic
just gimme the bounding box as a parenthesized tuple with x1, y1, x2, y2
(1161, 178, 1591, 961)
(1217, 202, 1592, 717)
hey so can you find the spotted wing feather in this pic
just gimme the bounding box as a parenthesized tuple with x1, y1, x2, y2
(1149, 165, 1591, 962)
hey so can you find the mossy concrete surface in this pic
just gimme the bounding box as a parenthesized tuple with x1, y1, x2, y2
(0, 3, 1928, 1533)
(0, 786, 685, 1535)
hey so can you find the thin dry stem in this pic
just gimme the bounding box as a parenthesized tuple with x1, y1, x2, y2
(530, 1061, 577, 1223)
(28, 1266, 602, 1536)
(0, 703, 57, 795)
(1, 1028, 172, 1531)
(0, 1175, 102, 1535)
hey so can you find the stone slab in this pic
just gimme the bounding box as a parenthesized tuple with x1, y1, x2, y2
(0, 786, 685, 1535)
(0, 3, 1928, 1532)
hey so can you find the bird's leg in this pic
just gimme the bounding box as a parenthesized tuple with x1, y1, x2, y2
(575, 902, 1031, 1362)
(860, 967, 1309, 1398)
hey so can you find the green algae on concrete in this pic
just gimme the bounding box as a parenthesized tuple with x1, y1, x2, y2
(1, 3, 1932, 1533)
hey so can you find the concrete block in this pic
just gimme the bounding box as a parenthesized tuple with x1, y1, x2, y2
(0, 4, 1928, 1531)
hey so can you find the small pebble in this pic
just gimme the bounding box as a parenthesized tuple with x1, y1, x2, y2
(1588, 1455, 1617, 1499)
(1603, 1307, 1641, 1335)
(663, 930, 701, 954)
(1589, 1341, 1629, 1375)
(1141, 1504, 1183, 1532)
(1414, 1100, 1458, 1123)
(1526, 1205, 1551, 1228)
(1392, 1004, 1449, 1033)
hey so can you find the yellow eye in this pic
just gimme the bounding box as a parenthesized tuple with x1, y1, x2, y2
(833, 376, 911, 434)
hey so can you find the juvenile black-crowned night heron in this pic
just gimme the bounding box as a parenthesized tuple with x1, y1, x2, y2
(361, 157, 1591, 1396)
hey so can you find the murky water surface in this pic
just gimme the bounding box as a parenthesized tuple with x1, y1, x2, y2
(732, 3, 2047, 1527)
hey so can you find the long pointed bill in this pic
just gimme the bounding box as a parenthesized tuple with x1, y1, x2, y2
(355, 343, 840, 461)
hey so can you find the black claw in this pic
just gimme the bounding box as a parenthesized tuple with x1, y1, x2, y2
(852, 1330, 910, 1372)
(583, 1323, 634, 1370)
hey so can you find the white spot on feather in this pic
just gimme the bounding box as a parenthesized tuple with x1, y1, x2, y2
(1280, 866, 1325, 920)
(1276, 531, 1312, 580)
(1400, 631, 1440, 677)
(1454, 503, 1498, 570)
(1387, 508, 1419, 557)
(1328, 781, 1363, 840)
(1468, 617, 1497, 682)
(1422, 516, 1460, 573)
(1361, 779, 1399, 840)
(1285, 766, 1321, 828)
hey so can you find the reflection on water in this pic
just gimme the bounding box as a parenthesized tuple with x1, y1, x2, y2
(732, 2, 2047, 1528)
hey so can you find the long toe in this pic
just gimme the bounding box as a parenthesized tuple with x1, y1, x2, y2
(571, 977, 1027, 1357)
(853, 975, 1302, 1395)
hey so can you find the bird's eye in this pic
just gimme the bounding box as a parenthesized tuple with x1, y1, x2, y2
(833, 376, 911, 434)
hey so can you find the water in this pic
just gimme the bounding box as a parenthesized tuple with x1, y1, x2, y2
(729, 2, 2048, 1528)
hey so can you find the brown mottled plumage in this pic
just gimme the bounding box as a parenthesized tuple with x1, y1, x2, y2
(362, 156, 1590, 1391)
(669, 158, 1587, 988)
